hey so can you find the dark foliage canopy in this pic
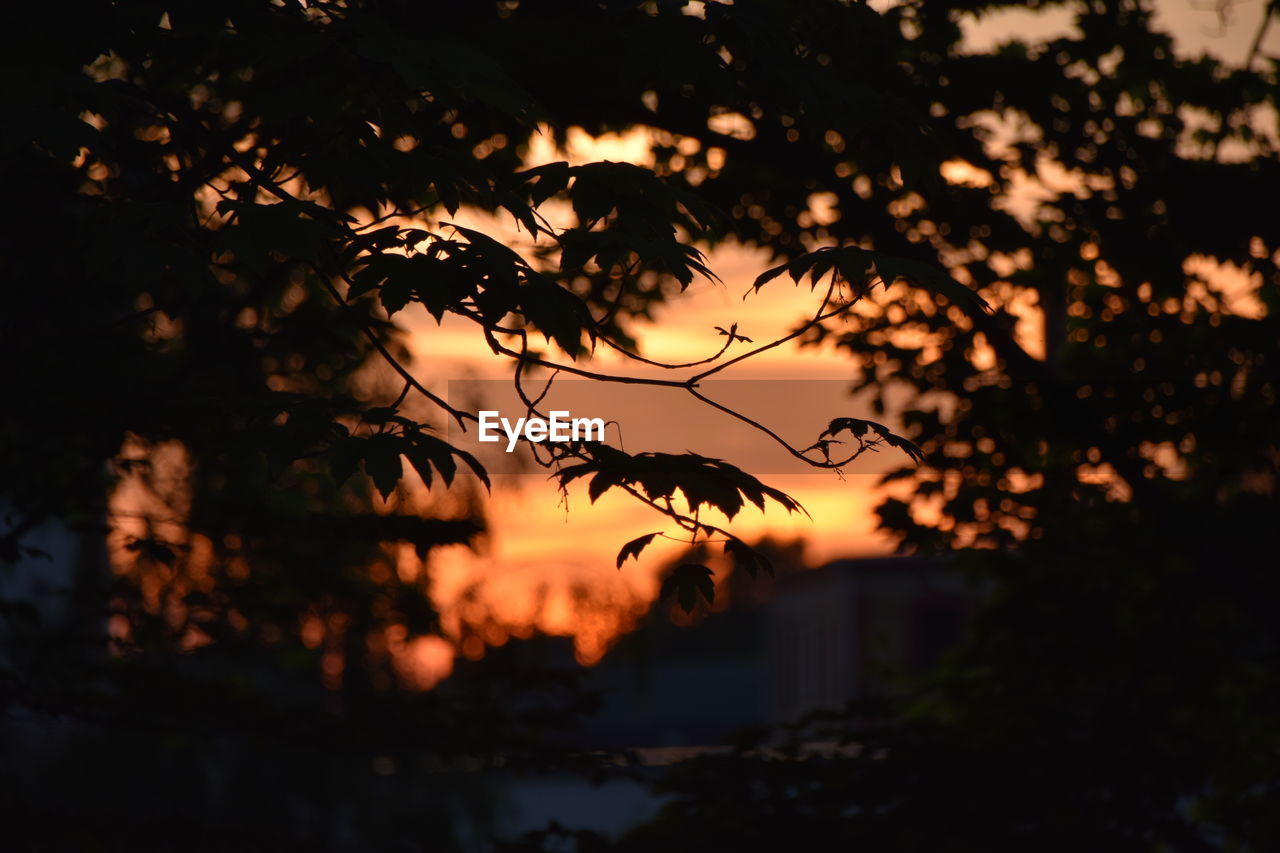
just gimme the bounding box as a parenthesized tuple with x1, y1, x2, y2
(3, 0, 1280, 850)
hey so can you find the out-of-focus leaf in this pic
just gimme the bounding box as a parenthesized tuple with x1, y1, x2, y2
(331, 436, 365, 486)
(724, 538, 773, 579)
(363, 434, 405, 501)
(659, 563, 716, 613)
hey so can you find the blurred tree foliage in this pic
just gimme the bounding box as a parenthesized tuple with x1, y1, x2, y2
(502, 1, 1280, 850)
(0, 0, 953, 845)
(3, 0, 1279, 849)
(2, 0, 954, 730)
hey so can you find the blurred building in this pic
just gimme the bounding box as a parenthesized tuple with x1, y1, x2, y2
(767, 556, 974, 723)
(578, 554, 979, 748)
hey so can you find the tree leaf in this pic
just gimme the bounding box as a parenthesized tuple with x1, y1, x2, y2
(380, 273, 414, 316)
(520, 272, 593, 357)
(660, 563, 716, 613)
(330, 436, 365, 486)
(616, 532, 662, 569)
(873, 252, 990, 312)
(363, 434, 405, 501)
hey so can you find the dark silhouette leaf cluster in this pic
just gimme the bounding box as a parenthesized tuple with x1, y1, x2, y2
(557, 446, 803, 519)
